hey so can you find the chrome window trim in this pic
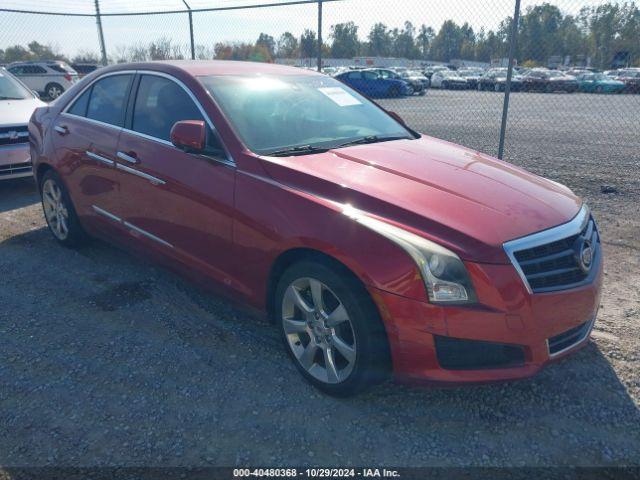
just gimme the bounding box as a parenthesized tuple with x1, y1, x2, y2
(131, 70, 236, 167)
(503, 205, 591, 294)
(86, 151, 114, 166)
(546, 313, 596, 359)
(60, 112, 123, 132)
(61, 70, 137, 116)
(60, 69, 235, 168)
(116, 162, 165, 185)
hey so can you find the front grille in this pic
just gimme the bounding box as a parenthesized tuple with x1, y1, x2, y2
(434, 336, 525, 370)
(0, 161, 32, 177)
(548, 320, 592, 355)
(0, 126, 29, 146)
(511, 216, 599, 292)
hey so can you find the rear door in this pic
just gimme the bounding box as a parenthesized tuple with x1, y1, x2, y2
(52, 73, 134, 222)
(114, 72, 237, 284)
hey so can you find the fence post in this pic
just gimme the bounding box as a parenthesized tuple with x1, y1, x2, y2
(317, 0, 323, 72)
(497, 0, 521, 160)
(94, 0, 108, 65)
(182, 0, 195, 60)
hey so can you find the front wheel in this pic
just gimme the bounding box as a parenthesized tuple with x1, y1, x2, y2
(40, 170, 88, 247)
(275, 260, 390, 396)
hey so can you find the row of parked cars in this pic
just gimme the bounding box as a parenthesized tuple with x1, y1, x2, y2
(322, 64, 640, 98)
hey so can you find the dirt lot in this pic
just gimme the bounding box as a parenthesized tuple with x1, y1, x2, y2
(1, 90, 639, 468)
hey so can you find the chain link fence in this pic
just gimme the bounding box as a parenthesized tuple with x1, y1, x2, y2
(1, 0, 639, 174)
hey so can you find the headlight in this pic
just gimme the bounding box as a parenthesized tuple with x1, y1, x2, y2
(343, 205, 477, 304)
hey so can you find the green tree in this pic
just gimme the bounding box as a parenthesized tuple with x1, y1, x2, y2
(330, 22, 360, 58)
(394, 21, 420, 59)
(299, 29, 317, 58)
(417, 24, 435, 59)
(256, 33, 276, 59)
(277, 32, 298, 58)
(368, 23, 392, 57)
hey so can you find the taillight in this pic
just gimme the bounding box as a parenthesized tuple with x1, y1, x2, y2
(64, 73, 72, 82)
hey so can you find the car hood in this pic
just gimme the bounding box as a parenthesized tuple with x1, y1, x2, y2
(0, 98, 45, 126)
(260, 136, 582, 264)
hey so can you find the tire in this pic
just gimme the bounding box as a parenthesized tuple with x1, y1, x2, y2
(275, 260, 390, 397)
(45, 83, 64, 100)
(495, 83, 503, 92)
(595, 86, 603, 94)
(442, 81, 449, 89)
(40, 169, 88, 247)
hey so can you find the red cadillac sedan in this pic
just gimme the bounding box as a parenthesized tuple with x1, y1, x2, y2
(29, 61, 602, 396)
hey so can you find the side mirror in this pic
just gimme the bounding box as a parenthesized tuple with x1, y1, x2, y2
(170, 120, 206, 152)
(32, 90, 40, 99)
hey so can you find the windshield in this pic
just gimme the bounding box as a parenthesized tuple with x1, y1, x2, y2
(198, 74, 413, 155)
(0, 69, 33, 100)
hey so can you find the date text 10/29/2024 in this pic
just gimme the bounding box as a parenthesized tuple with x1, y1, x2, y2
(233, 468, 401, 478)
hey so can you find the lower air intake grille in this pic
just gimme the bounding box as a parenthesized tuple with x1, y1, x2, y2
(434, 336, 525, 370)
(548, 321, 591, 355)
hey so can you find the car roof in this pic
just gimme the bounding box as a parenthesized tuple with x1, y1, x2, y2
(102, 60, 320, 77)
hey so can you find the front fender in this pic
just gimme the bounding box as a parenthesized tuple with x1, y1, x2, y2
(232, 169, 428, 310)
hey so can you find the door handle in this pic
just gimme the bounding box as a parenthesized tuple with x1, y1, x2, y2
(54, 125, 69, 135)
(117, 151, 138, 164)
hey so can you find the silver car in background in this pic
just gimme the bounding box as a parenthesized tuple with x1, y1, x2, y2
(0, 67, 46, 180)
(6, 61, 79, 99)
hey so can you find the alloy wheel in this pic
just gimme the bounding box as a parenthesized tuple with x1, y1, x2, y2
(282, 277, 356, 384)
(42, 178, 69, 240)
(48, 86, 63, 99)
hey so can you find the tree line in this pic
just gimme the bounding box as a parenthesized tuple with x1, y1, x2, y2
(1, 2, 638, 68)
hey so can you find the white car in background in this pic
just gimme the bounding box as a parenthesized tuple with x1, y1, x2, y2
(0, 67, 46, 180)
(7, 61, 79, 99)
(430, 70, 469, 89)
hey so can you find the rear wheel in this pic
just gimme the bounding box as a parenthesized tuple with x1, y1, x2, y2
(45, 83, 64, 100)
(275, 260, 390, 396)
(595, 85, 604, 94)
(40, 170, 88, 247)
(442, 81, 449, 89)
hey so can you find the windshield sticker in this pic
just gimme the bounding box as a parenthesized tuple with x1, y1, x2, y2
(318, 87, 361, 107)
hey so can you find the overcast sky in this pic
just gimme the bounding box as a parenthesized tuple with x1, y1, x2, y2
(1, 0, 611, 58)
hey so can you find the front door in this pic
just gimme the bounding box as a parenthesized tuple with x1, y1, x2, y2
(114, 73, 238, 289)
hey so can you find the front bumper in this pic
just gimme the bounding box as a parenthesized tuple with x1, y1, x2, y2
(371, 255, 603, 384)
(0, 144, 32, 180)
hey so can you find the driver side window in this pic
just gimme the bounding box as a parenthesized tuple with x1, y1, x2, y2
(133, 75, 204, 142)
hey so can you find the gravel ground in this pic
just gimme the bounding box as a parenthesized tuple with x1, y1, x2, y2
(0, 91, 639, 468)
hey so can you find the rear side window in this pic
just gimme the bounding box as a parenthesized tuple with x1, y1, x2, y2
(86, 74, 132, 126)
(346, 71, 361, 79)
(132, 75, 204, 141)
(67, 88, 91, 116)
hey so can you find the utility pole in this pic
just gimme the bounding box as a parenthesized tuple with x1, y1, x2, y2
(182, 0, 196, 60)
(94, 0, 108, 65)
(497, 0, 521, 160)
(317, 0, 322, 72)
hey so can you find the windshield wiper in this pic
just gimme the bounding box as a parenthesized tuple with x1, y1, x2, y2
(333, 135, 410, 149)
(0, 96, 26, 100)
(266, 144, 330, 157)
